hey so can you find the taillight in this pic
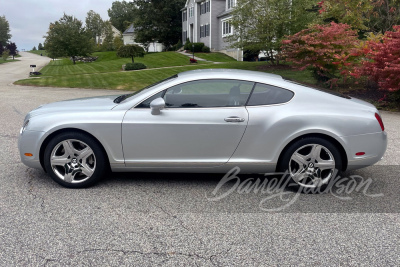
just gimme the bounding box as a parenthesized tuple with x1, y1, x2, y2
(375, 113, 384, 131)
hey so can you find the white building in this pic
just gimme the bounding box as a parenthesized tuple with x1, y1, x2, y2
(123, 24, 165, 53)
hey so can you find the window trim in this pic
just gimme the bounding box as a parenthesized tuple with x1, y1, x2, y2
(222, 19, 233, 37)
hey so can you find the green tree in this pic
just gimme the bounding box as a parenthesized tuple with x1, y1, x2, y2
(0, 15, 11, 45)
(113, 36, 124, 50)
(317, 0, 374, 31)
(6, 42, 17, 60)
(366, 0, 400, 33)
(117, 44, 145, 63)
(44, 14, 93, 64)
(2, 50, 9, 61)
(32, 46, 37, 51)
(102, 21, 115, 51)
(229, 0, 316, 64)
(85, 10, 104, 44)
(108, 1, 136, 33)
(133, 0, 186, 49)
(38, 43, 44, 50)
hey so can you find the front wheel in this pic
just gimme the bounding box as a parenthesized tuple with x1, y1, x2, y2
(278, 137, 342, 193)
(44, 132, 107, 188)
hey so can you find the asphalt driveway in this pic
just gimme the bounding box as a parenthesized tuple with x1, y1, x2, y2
(0, 52, 399, 266)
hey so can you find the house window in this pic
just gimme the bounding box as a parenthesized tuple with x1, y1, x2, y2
(206, 1, 210, 12)
(189, 7, 194, 18)
(206, 24, 210, 37)
(227, 0, 236, 9)
(182, 11, 187, 22)
(200, 25, 210, 38)
(201, 1, 210, 15)
(222, 20, 233, 36)
(183, 31, 188, 42)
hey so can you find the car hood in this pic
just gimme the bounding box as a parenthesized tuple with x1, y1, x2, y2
(26, 95, 120, 119)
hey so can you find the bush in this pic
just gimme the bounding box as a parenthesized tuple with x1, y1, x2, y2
(2, 50, 9, 61)
(202, 46, 211, 53)
(125, 63, 147, 71)
(188, 42, 205, 52)
(281, 22, 359, 84)
(352, 26, 400, 92)
(184, 38, 191, 50)
(176, 40, 183, 51)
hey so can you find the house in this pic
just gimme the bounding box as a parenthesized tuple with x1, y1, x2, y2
(123, 24, 165, 53)
(181, 0, 243, 61)
(96, 25, 121, 45)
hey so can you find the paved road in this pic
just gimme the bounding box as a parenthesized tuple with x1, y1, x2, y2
(0, 52, 399, 266)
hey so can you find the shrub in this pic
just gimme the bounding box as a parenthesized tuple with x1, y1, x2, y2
(352, 26, 400, 92)
(125, 63, 147, 71)
(281, 22, 359, 84)
(2, 50, 9, 61)
(188, 42, 205, 52)
(176, 39, 183, 50)
(184, 38, 191, 50)
(202, 46, 211, 53)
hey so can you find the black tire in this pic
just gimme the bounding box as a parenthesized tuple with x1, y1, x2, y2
(278, 137, 342, 194)
(44, 131, 107, 188)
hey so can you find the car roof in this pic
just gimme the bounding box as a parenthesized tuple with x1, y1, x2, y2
(178, 69, 283, 81)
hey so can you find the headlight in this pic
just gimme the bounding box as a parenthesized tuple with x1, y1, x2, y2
(20, 120, 29, 134)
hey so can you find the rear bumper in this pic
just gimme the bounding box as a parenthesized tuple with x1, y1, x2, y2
(343, 131, 387, 171)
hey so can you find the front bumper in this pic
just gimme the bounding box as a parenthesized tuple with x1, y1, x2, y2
(18, 130, 46, 170)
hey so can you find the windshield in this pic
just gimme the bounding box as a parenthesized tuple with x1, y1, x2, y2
(114, 75, 178, 104)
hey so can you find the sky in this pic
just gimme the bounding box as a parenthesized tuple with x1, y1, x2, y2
(1, 0, 115, 51)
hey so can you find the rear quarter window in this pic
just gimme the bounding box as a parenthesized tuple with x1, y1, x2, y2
(247, 83, 294, 106)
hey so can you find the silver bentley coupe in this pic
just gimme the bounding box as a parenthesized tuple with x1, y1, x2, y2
(19, 69, 387, 190)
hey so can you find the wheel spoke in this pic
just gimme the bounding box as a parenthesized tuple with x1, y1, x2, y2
(315, 159, 335, 170)
(64, 171, 74, 183)
(291, 152, 307, 166)
(77, 147, 94, 161)
(310, 145, 322, 160)
(81, 164, 94, 177)
(62, 140, 75, 156)
(50, 156, 69, 166)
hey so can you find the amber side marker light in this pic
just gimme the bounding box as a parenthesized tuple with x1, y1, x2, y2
(24, 153, 33, 157)
(356, 152, 366, 156)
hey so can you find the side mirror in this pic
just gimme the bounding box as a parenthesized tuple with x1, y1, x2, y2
(150, 97, 165, 115)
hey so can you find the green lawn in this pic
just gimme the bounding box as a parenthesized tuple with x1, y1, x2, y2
(34, 51, 208, 77)
(194, 52, 237, 62)
(0, 58, 19, 64)
(15, 55, 316, 90)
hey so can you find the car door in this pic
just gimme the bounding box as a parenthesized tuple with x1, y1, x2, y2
(122, 79, 255, 168)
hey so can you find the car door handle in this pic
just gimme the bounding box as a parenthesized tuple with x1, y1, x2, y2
(224, 117, 245, 123)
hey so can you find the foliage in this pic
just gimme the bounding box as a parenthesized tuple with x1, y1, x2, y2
(175, 39, 183, 50)
(38, 43, 44, 50)
(0, 43, 3, 55)
(366, 0, 400, 33)
(229, 0, 316, 64)
(117, 44, 145, 63)
(102, 21, 115, 51)
(6, 42, 17, 59)
(32, 46, 37, 51)
(317, 0, 374, 30)
(184, 38, 191, 50)
(85, 10, 104, 44)
(352, 25, 400, 92)
(113, 36, 124, 51)
(125, 62, 147, 70)
(202, 46, 211, 53)
(2, 50, 9, 61)
(281, 22, 360, 83)
(186, 43, 204, 52)
(133, 0, 186, 48)
(243, 49, 260, 61)
(108, 1, 136, 33)
(0, 15, 11, 45)
(44, 14, 93, 64)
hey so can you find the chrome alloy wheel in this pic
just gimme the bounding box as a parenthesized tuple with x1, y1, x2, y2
(50, 139, 96, 184)
(289, 144, 336, 188)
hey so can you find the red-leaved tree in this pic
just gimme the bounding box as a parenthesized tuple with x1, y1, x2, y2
(281, 22, 359, 85)
(352, 26, 400, 92)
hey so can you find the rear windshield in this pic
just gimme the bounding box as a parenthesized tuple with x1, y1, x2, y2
(284, 79, 351, 99)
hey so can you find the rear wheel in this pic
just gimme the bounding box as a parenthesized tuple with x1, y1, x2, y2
(278, 137, 342, 193)
(44, 132, 107, 188)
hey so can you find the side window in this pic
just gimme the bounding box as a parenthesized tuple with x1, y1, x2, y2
(135, 91, 164, 108)
(164, 80, 254, 108)
(247, 83, 294, 106)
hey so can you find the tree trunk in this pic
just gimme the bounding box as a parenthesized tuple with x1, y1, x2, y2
(72, 56, 76, 65)
(131, 56, 134, 63)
